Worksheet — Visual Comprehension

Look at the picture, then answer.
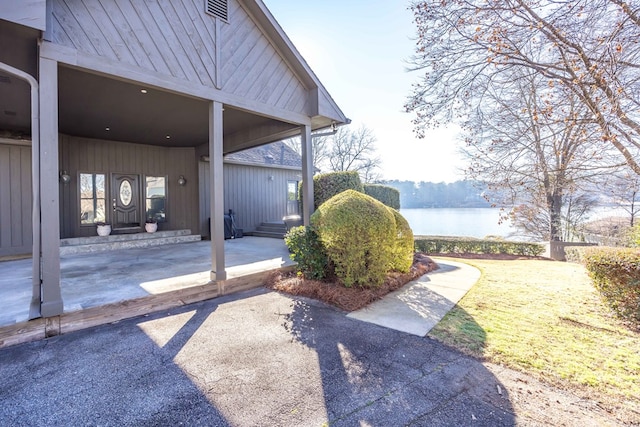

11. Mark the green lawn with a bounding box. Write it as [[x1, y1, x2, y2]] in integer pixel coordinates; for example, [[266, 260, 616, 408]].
[[429, 258, 640, 419]]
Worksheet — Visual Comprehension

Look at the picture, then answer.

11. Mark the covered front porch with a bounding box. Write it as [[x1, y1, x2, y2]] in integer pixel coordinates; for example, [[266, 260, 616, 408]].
[[0, 236, 294, 348]]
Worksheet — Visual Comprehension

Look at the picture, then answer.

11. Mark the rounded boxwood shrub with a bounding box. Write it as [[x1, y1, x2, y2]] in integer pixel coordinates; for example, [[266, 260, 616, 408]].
[[311, 190, 395, 288], [388, 208, 414, 272], [284, 226, 330, 280]]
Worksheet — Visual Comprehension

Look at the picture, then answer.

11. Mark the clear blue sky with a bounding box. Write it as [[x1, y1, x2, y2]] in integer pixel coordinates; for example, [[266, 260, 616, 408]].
[[263, 0, 463, 183]]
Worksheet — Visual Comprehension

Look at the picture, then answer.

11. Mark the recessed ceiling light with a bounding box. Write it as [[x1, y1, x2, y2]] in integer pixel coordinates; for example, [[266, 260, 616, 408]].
[[140, 89, 147, 94], [165, 135, 171, 139], [105, 127, 110, 131]]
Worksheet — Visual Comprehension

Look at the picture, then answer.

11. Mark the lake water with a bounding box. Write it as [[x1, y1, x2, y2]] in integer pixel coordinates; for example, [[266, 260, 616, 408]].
[[400, 206, 631, 240], [400, 208, 516, 239]]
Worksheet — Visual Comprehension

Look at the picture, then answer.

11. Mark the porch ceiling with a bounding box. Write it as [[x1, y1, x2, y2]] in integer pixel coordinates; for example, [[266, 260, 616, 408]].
[[0, 60, 303, 153], [57, 66, 299, 153]]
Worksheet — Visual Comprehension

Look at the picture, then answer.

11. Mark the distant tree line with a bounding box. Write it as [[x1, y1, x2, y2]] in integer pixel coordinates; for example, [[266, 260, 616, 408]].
[[383, 180, 490, 209]]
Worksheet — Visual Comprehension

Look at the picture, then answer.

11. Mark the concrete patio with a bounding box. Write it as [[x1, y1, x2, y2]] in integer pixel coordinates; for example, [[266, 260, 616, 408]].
[[0, 237, 294, 328]]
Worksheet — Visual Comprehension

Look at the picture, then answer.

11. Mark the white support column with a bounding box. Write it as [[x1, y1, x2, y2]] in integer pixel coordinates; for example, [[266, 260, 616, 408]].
[[209, 101, 226, 281], [300, 125, 313, 225], [38, 56, 63, 317]]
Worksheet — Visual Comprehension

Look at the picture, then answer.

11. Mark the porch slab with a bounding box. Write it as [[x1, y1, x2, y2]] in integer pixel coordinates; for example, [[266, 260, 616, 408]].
[[59, 230, 201, 255], [0, 237, 294, 329]]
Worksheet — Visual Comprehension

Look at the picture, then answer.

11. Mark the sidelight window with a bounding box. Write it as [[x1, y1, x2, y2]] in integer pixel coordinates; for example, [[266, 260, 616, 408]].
[[145, 176, 166, 223], [80, 173, 106, 225]]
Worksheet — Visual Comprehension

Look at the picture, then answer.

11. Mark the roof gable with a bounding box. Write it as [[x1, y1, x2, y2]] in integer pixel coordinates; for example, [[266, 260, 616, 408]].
[[46, 0, 347, 125], [224, 141, 301, 168]]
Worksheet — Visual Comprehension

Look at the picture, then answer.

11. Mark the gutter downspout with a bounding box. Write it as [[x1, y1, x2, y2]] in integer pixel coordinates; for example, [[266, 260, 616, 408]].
[[0, 62, 42, 319]]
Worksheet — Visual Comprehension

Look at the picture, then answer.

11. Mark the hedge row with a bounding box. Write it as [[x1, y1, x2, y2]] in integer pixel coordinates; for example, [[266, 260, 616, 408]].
[[312, 171, 363, 210], [414, 236, 544, 256], [299, 171, 402, 211], [364, 184, 400, 210], [582, 247, 640, 324]]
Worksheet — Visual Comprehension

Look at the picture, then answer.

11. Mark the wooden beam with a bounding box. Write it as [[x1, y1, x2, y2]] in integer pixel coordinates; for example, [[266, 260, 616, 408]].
[[38, 56, 63, 317], [300, 125, 313, 225], [39, 41, 313, 127], [209, 101, 226, 281], [223, 121, 299, 154]]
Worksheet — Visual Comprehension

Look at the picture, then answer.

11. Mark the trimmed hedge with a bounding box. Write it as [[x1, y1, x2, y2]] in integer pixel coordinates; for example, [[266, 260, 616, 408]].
[[414, 236, 544, 256], [364, 184, 401, 210], [284, 226, 330, 280], [312, 190, 395, 288], [582, 247, 640, 323], [309, 171, 364, 210]]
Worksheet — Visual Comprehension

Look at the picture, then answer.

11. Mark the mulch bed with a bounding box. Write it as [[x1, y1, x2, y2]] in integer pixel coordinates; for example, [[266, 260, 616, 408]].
[[265, 253, 438, 312], [266, 252, 552, 312]]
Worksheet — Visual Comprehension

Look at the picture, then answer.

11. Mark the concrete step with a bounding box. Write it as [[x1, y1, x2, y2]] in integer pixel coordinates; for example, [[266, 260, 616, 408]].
[[60, 230, 201, 256], [256, 222, 287, 234], [248, 231, 285, 239], [256, 225, 286, 233]]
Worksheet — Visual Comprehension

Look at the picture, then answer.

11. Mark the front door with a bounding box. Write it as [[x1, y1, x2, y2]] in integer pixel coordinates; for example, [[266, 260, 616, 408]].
[[111, 173, 141, 230]]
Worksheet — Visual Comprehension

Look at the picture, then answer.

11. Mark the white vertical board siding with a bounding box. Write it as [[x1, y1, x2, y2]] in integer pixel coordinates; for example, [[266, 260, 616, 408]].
[[0, 144, 32, 256], [199, 160, 301, 236], [50, 0, 218, 88], [224, 163, 301, 232]]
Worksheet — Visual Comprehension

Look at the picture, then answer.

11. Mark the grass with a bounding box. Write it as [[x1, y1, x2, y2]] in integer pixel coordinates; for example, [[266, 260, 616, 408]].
[[429, 258, 640, 420]]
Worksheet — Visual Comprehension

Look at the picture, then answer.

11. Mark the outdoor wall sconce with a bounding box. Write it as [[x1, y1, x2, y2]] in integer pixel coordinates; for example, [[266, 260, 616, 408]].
[[59, 171, 71, 184], [177, 175, 187, 186]]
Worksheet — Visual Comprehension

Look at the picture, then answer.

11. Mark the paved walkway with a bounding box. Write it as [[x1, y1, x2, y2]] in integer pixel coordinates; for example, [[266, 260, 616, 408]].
[[349, 259, 481, 336]]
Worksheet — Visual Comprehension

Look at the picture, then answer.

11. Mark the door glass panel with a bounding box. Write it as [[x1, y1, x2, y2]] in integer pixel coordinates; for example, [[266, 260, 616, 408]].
[[119, 180, 132, 206]]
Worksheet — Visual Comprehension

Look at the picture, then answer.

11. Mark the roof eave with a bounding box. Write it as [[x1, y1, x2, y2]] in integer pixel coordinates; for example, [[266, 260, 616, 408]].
[[239, 0, 349, 125]]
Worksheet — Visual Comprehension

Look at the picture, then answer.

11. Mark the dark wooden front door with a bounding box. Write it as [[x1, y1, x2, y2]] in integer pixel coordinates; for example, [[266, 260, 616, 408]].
[[111, 173, 141, 229]]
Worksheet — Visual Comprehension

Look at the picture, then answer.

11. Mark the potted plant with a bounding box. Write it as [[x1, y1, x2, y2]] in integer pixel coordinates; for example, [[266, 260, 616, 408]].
[[96, 222, 111, 236], [145, 218, 158, 233]]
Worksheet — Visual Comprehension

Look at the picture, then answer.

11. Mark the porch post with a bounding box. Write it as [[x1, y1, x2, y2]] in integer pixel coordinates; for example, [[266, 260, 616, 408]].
[[209, 101, 226, 281], [0, 61, 42, 319], [300, 124, 313, 225], [38, 56, 63, 317]]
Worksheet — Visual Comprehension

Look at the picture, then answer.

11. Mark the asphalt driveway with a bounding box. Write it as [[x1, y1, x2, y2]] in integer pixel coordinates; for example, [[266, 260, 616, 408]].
[[0, 288, 620, 426]]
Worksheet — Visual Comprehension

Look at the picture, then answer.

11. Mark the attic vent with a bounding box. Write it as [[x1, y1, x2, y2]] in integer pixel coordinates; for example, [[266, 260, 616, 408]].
[[205, 0, 228, 21]]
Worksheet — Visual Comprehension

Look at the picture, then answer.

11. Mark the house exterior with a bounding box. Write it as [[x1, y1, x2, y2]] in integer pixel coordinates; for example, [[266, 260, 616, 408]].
[[198, 141, 303, 237], [0, 0, 347, 321]]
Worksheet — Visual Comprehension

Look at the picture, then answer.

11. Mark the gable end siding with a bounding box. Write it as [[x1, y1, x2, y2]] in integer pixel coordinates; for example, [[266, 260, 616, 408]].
[[50, 0, 218, 88], [205, 0, 228, 21], [219, 0, 309, 115]]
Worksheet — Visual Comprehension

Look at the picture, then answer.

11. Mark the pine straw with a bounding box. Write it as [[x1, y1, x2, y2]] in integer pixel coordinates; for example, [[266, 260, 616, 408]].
[[264, 253, 438, 312]]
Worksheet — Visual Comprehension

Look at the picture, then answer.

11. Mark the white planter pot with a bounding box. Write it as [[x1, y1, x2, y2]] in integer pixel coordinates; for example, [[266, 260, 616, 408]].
[[97, 224, 111, 236], [145, 222, 158, 233]]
